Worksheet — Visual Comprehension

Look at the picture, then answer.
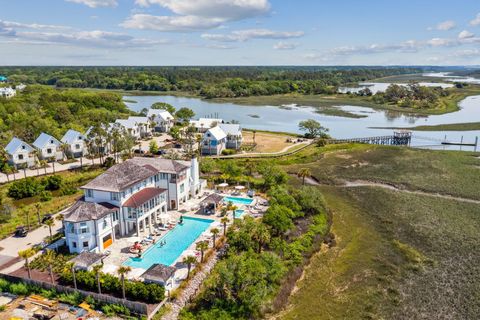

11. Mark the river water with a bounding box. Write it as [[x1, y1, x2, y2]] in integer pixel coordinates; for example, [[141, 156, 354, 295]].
[[123, 74, 480, 152]]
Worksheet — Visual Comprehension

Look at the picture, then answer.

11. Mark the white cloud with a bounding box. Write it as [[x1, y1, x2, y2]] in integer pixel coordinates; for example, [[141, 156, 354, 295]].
[[427, 37, 456, 47], [202, 29, 304, 42], [121, 14, 224, 32], [0, 19, 164, 48], [470, 13, 480, 26], [458, 30, 475, 39], [273, 41, 297, 50], [452, 49, 480, 58], [125, 0, 271, 32], [66, 0, 117, 8], [436, 20, 456, 31]]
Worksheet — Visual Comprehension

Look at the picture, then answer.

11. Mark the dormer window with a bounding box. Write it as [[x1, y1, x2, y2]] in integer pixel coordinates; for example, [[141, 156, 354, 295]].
[[21, 145, 25, 150], [50, 140, 54, 144]]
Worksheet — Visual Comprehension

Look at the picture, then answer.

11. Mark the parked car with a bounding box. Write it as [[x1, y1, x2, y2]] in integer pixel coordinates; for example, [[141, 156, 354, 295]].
[[42, 214, 53, 223], [155, 149, 167, 155], [14, 226, 28, 237], [174, 143, 182, 149], [133, 149, 145, 154]]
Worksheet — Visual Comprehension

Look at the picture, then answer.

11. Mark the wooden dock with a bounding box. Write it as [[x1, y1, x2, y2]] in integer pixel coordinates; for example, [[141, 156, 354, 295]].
[[327, 131, 412, 146]]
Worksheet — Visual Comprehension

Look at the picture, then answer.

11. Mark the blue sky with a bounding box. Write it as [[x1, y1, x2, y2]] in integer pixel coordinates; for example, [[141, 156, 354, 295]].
[[1, 0, 480, 65]]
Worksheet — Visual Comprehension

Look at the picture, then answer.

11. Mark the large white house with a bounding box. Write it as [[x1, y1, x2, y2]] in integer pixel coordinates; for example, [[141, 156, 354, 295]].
[[0, 87, 16, 99], [190, 118, 224, 133], [64, 157, 204, 254], [201, 124, 243, 155], [61, 129, 88, 158], [32, 133, 63, 161], [128, 116, 153, 138], [4, 137, 36, 168], [147, 109, 175, 132]]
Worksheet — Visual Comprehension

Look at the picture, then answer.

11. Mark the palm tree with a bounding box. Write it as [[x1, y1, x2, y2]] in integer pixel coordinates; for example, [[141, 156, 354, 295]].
[[64, 262, 77, 290], [21, 206, 31, 231], [196, 240, 209, 263], [39, 160, 48, 175], [117, 266, 132, 299], [182, 255, 197, 279], [226, 201, 238, 219], [252, 130, 256, 144], [32, 150, 40, 176], [3, 164, 13, 182], [55, 214, 64, 234], [220, 217, 229, 236], [34, 203, 41, 225], [60, 143, 69, 160], [210, 228, 220, 248], [18, 248, 35, 279], [44, 217, 54, 239], [44, 249, 56, 284], [253, 224, 271, 253], [92, 264, 103, 294], [19, 163, 27, 179], [297, 168, 312, 186]]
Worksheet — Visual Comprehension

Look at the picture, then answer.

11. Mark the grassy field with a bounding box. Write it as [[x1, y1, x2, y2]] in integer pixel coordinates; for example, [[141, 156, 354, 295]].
[[242, 131, 298, 153], [275, 144, 480, 319], [0, 167, 104, 239]]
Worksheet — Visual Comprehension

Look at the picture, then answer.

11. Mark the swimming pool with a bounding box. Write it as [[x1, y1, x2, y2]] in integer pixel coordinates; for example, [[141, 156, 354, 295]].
[[223, 196, 254, 205], [124, 216, 213, 269], [234, 209, 246, 218]]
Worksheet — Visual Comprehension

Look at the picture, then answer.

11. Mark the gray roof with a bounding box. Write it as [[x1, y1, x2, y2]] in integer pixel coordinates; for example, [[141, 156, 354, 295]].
[[5, 137, 34, 155], [82, 160, 158, 192], [33, 132, 61, 149], [61, 129, 85, 145], [142, 264, 176, 283], [129, 157, 190, 174], [219, 123, 242, 136], [69, 252, 104, 270], [64, 199, 118, 222]]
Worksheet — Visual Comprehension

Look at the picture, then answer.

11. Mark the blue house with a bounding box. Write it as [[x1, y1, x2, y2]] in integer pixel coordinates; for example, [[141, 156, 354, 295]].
[[0, 76, 7, 83]]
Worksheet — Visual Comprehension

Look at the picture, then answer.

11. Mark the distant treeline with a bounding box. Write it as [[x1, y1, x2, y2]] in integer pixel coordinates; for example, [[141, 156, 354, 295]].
[[0, 66, 423, 98]]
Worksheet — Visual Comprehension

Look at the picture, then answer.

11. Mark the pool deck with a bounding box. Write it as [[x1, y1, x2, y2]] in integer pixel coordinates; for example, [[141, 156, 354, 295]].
[[100, 190, 268, 291]]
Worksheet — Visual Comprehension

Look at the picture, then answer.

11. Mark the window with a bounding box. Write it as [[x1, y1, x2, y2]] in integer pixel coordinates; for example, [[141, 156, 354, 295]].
[[69, 224, 74, 234], [75, 144, 80, 150], [85, 189, 93, 198], [80, 222, 88, 234], [111, 192, 119, 201], [103, 219, 108, 229], [83, 241, 89, 248], [47, 148, 52, 154], [72, 242, 77, 248], [180, 183, 185, 193], [50, 140, 54, 144], [21, 145, 25, 150], [18, 154, 24, 160]]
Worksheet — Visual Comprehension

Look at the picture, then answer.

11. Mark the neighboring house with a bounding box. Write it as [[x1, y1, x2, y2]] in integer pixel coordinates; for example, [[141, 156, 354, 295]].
[[219, 123, 243, 150], [0, 87, 16, 98], [64, 157, 204, 254], [201, 126, 227, 155], [115, 119, 141, 140], [16, 84, 27, 91], [128, 116, 152, 138], [190, 118, 224, 133], [147, 109, 175, 132], [0, 76, 7, 83], [4, 137, 36, 168], [142, 264, 176, 287], [32, 132, 63, 161], [61, 129, 88, 158], [85, 124, 112, 155]]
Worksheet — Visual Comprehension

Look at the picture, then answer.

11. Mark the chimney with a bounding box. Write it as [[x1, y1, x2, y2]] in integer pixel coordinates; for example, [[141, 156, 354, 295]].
[[190, 157, 200, 189]]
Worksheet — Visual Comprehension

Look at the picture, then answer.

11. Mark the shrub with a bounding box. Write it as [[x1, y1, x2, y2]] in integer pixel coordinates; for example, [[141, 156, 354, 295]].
[[42, 175, 62, 191], [9, 282, 29, 296], [7, 178, 43, 200], [221, 149, 236, 156], [60, 183, 77, 196], [0, 278, 9, 291], [39, 190, 53, 202]]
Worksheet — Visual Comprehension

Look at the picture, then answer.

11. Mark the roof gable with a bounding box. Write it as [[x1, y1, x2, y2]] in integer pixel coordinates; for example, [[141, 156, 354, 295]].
[[33, 133, 61, 149], [219, 123, 242, 136], [206, 126, 227, 141], [61, 129, 84, 145], [5, 137, 34, 155]]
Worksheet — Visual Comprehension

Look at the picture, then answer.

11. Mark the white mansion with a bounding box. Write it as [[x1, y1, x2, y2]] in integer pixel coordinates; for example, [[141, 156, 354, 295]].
[[63, 157, 204, 254]]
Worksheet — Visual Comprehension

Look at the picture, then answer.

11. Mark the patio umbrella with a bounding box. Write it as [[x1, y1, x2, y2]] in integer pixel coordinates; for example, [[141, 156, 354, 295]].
[[235, 185, 245, 190], [218, 183, 229, 188]]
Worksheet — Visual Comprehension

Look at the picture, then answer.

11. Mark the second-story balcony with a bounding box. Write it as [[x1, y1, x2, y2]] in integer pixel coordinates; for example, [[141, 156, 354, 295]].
[[123, 187, 167, 220]]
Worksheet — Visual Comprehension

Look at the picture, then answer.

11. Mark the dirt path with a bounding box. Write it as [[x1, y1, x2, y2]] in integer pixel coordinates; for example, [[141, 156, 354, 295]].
[[212, 141, 312, 159]]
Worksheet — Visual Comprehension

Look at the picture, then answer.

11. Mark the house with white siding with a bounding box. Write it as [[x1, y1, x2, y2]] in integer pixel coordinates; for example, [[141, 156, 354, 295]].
[[115, 119, 141, 140], [219, 123, 243, 150], [201, 126, 227, 155], [61, 129, 88, 158], [32, 133, 64, 161], [64, 157, 204, 254], [147, 109, 175, 132], [190, 118, 224, 133], [0, 87, 16, 99], [4, 137, 36, 168], [128, 116, 152, 138]]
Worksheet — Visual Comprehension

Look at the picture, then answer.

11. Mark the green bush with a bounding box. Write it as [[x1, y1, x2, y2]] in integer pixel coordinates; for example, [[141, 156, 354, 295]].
[[9, 282, 29, 296], [221, 149, 236, 156], [42, 175, 62, 191], [39, 190, 53, 202], [7, 178, 43, 200], [0, 278, 9, 291]]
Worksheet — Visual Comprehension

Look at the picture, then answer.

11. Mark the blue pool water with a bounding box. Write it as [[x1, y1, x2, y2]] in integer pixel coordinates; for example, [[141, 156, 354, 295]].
[[224, 196, 254, 205], [124, 217, 213, 269], [234, 210, 246, 218]]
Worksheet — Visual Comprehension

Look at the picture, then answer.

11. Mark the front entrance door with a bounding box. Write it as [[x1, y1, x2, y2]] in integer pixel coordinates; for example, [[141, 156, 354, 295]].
[[170, 200, 176, 209]]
